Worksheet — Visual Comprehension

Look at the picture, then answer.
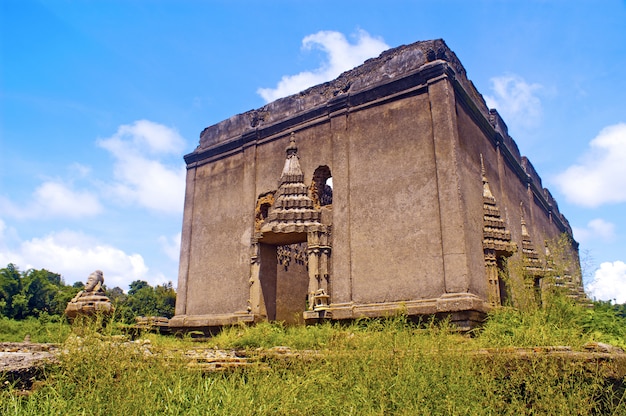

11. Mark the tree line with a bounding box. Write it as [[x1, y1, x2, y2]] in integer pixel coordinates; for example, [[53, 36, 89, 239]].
[[0, 263, 176, 323]]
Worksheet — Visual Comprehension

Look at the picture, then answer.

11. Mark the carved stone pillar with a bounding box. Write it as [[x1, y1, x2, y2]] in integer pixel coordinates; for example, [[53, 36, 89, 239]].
[[248, 241, 261, 316], [307, 244, 320, 310]]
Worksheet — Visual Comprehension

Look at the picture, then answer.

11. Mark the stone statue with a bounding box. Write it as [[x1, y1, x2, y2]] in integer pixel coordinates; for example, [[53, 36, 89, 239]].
[[70, 270, 105, 300], [65, 270, 114, 322]]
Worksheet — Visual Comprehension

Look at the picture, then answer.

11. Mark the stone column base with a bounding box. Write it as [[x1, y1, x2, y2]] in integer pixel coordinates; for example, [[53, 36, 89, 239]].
[[169, 313, 255, 335], [306, 293, 490, 330]]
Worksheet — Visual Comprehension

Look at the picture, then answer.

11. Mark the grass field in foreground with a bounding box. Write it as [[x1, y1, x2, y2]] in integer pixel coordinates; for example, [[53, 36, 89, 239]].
[[1, 296, 626, 415]]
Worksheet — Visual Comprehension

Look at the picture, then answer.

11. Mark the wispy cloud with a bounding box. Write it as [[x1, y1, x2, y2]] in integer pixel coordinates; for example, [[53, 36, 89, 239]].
[[0, 119, 187, 220], [0, 229, 168, 289], [553, 123, 626, 207], [158, 232, 181, 262], [586, 261, 626, 303], [572, 218, 616, 243], [257, 30, 389, 103], [484, 74, 543, 130], [98, 120, 186, 215], [0, 180, 103, 220]]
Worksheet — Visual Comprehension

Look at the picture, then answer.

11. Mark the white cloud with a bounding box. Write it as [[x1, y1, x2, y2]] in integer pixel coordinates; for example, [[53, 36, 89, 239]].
[[158, 232, 181, 262], [108, 119, 186, 155], [0, 218, 6, 251], [98, 120, 186, 214], [0, 229, 169, 290], [484, 74, 543, 130], [68, 163, 92, 178], [0, 119, 186, 220], [257, 29, 389, 103], [572, 218, 616, 243], [586, 261, 626, 304], [553, 123, 626, 207], [34, 182, 102, 217], [0, 180, 102, 219]]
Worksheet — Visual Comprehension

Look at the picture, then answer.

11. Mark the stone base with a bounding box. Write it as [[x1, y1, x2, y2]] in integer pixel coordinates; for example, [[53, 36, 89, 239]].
[[322, 293, 489, 318], [306, 293, 490, 330], [64, 294, 114, 322], [171, 293, 490, 333], [169, 312, 255, 335]]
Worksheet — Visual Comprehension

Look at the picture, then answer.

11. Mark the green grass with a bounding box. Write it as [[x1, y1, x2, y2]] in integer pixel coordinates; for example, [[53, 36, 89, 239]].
[[0, 315, 71, 343], [1, 298, 626, 415]]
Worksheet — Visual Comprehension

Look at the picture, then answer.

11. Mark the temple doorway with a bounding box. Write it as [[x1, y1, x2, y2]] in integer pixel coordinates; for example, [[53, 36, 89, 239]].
[[258, 241, 309, 324]]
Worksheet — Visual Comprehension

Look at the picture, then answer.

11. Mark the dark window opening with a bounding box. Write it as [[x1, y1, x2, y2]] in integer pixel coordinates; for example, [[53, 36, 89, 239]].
[[312, 166, 332, 207], [496, 256, 510, 306], [260, 203, 271, 221]]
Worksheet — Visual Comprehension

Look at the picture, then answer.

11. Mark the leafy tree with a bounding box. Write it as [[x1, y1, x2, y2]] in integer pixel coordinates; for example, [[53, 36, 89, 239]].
[[0, 263, 21, 317], [22, 269, 62, 316], [128, 280, 149, 295], [154, 281, 176, 317], [0, 264, 177, 322], [106, 286, 126, 303], [10, 293, 29, 320], [112, 281, 177, 323]]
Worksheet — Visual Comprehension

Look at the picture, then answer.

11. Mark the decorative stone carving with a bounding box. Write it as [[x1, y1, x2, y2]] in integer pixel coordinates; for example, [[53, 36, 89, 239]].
[[311, 289, 330, 311], [518, 203, 546, 305], [64, 270, 115, 321], [277, 243, 308, 270], [254, 192, 275, 233], [309, 165, 333, 209], [250, 134, 332, 322], [481, 155, 516, 306], [259, 133, 323, 235], [520, 203, 544, 277]]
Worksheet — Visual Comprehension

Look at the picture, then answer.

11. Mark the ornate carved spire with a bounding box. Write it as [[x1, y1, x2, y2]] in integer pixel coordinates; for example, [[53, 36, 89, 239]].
[[482, 154, 514, 254], [280, 132, 304, 183], [260, 133, 322, 235], [482, 154, 516, 306], [520, 202, 543, 276]]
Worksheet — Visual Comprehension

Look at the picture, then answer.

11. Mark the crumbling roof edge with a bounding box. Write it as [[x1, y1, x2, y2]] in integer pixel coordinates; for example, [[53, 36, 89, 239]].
[[195, 39, 489, 150]]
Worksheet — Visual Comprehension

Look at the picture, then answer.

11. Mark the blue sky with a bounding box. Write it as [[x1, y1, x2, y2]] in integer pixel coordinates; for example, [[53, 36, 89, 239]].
[[1, 0, 625, 302]]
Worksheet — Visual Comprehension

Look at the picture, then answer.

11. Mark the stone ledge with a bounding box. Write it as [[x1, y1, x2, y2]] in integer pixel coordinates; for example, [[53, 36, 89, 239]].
[[304, 294, 490, 330], [169, 313, 255, 332]]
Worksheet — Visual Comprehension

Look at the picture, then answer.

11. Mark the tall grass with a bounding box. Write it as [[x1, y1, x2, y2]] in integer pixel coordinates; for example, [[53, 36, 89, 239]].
[[2, 304, 625, 415]]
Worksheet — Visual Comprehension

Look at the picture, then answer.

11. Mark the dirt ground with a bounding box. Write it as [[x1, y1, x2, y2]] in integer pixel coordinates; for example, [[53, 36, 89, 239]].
[[1, 342, 59, 390]]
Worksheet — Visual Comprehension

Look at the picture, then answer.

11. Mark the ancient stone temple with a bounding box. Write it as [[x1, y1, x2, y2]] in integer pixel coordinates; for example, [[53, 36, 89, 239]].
[[170, 39, 584, 332]]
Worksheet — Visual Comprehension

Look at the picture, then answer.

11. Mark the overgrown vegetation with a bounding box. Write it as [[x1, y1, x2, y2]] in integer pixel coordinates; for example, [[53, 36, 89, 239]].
[[106, 280, 176, 324], [2, 254, 625, 414], [0, 264, 76, 319], [0, 264, 176, 324], [1, 293, 626, 415]]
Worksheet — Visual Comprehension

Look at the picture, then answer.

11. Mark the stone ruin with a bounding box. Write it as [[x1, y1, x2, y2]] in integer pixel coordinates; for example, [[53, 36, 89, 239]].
[[170, 39, 585, 333], [65, 270, 114, 322]]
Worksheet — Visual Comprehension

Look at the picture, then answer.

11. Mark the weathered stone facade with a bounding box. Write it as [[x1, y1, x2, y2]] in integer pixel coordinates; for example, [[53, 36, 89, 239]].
[[170, 39, 583, 332]]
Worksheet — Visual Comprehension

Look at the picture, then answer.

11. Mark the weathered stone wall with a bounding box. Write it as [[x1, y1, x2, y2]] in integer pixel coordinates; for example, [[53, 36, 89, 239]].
[[181, 153, 251, 317], [346, 94, 444, 304]]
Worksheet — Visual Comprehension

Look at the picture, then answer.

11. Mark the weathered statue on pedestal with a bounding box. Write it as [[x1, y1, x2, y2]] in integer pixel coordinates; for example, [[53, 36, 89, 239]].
[[65, 270, 115, 322]]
